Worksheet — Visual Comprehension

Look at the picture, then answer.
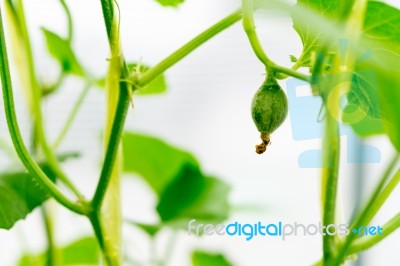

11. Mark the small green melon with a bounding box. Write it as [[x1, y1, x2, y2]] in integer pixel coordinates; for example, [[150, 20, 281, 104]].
[[251, 77, 288, 153]]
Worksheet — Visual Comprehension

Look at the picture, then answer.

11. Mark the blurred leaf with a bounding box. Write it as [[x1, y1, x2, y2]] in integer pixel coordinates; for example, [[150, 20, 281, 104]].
[[292, 1, 400, 149], [122, 132, 197, 194], [42, 28, 84, 76], [126, 219, 190, 237], [0, 138, 15, 157], [192, 251, 233, 266], [0, 153, 79, 229], [61, 237, 99, 265], [292, 0, 339, 67], [155, 0, 184, 7], [128, 222, 162, 237], [343, 104, 383, 137], [0, 165, 56, 229], [289, 55, 298, 63], [18, 237, 99, 266], [159, 176, 230, 223], [122, 132, 230, 224], [347, 70, 381, 119], [355, 1, 400, 149], [96, 63, 167, 95], [156, 163, 206, 221], [95, 77, 106, 88]]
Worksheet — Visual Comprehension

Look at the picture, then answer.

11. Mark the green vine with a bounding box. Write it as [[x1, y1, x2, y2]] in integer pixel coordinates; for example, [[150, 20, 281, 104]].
[[321, 110, 340, 264], [0, 4, 87, 215]]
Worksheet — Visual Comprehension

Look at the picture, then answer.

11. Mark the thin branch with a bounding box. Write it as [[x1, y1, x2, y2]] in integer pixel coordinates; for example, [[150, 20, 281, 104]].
[[53, 81, 92, 150], [348, 212, 400, 255], [59, 0, 73, 42], [334, 156, 399, 265], [138, 10, 242, 87], [0, 5, 86, 215], [242, 0, 273, 69]]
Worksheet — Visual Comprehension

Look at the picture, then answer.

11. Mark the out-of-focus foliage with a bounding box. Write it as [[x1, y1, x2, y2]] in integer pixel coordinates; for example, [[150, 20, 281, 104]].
[[192, 250, 233, 266], [0, 153, 78, 229], [42, 28, 84, 76], [18, 237, 99, 266], [122, 132, 230, 227], [291, 0, 400, 151], [0, 165, 55, 229], [155, 0, 185, 8]]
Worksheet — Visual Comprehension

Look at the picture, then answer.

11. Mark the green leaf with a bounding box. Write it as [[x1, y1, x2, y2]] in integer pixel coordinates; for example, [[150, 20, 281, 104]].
[[292, 0, 340, 67], [192, 251, 233, 266], [340, 68, 383, 137], [156, 163, 205, 221], [42, 28, 84, 76], [356, 1, 400, 149], [18, 237, 99, 266], [347, 70, 381, 119], [61, 237, 99, 265], [0, 153, 79, 229], [343, 104, 384, 137], [122, 132, 230, 224], [122, 132, 197, 194], [159, 176, 230, 223], [155, 0, 184, 7], [0, 165, 56, 229], [292, 1, 400, 149], [127, 221, 162, 237]]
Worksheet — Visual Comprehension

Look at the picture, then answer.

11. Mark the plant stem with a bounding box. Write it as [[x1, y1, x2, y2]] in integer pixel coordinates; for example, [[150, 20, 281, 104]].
[[361, 169, 400, 226], [348, 212, 400, 255], [138, 7, 309, 86], [41, 205, 59, 266], [0, 4, 86, 215], [242, 0, 273, 70], [271, 65, 310, 82], [5, 0, 84, 202], [333, 155, 399, 265], [92, 0, 130, 212], [53, 81, 92, 150], [89, 212, 117, 266], [241, 1, 311, 82], [138, 10, 242, 87], [59, 0, 73, 42], [351, 155, 400, 225], [91, 1, 131, 265], [91, 82, 129, 211], [321, 110, 340, 264]]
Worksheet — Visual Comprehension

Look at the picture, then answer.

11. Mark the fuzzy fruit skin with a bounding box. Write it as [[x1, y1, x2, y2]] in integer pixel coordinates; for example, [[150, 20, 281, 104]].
[[251, 79, 288, 134]]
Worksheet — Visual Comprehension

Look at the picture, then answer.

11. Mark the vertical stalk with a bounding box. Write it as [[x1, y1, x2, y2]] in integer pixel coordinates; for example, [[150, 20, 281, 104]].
[[91, 1, 131, 265], [321, 109, 340, 264], [101, 17, 123, 265], [41, 204, 60, 266]]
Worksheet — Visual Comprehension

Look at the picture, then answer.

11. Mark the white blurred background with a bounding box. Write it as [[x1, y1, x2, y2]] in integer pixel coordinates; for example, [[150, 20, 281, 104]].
[[0, 0, 399, 265]]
